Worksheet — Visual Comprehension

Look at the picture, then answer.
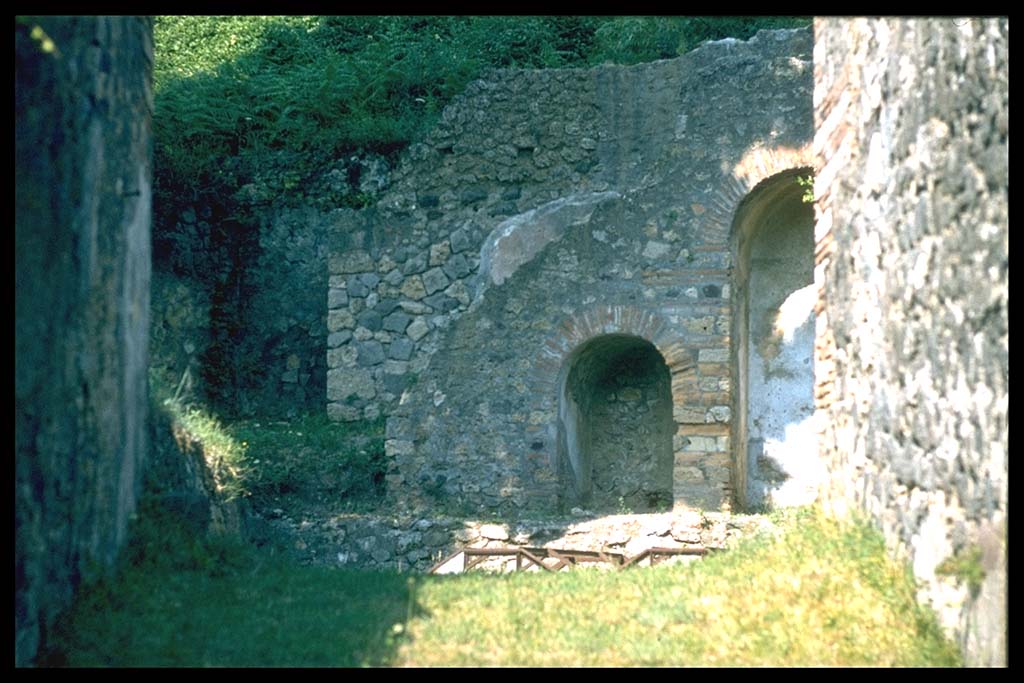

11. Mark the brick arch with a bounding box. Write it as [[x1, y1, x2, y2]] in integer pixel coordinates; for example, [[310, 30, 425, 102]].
[[700, 144, 816, 244], [554, 333, 675, 512], [529, 305, 731, 512], [727, 164, 821, 511], [530, 305, 693, 398]]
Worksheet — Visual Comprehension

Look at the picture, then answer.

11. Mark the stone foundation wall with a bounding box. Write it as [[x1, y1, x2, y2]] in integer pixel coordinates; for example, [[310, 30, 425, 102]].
[[813, 17, 1008, 666], [266, 510, 749, 573]]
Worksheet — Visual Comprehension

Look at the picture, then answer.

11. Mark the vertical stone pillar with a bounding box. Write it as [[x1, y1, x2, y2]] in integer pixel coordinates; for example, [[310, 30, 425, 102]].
[[813, 18, 1007, 666], [15, 16, 152, 666]]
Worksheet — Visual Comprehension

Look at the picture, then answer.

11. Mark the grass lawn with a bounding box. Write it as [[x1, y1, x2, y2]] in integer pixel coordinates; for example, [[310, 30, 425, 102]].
[[41, 506, 960, 667]]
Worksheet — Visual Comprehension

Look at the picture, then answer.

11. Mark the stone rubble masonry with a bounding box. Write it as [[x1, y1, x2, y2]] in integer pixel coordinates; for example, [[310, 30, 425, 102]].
[[813, 18, 1007, 667], [266, 510, 756, 574], [154, 200, 336, 418], [324, 20, 1008, 665], [15, 17, 153, 666], [328, 28, 816, 517]]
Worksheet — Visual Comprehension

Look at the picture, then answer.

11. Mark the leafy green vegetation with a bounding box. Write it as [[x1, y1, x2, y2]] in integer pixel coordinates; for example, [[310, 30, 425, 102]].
[[153, 16, 810, 210], [797, 173, 815, 203], [149, 367, 253, 502], [936, 545, 986, 597], [42, 506, 960, 667], [229, 414, 385, 510], [149, 368, 386, 510]]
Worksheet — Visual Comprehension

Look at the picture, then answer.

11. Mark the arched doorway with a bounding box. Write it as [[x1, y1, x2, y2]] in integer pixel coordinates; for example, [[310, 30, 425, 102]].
[[556, 334, 674, 513], [732, 169, 821, 509]]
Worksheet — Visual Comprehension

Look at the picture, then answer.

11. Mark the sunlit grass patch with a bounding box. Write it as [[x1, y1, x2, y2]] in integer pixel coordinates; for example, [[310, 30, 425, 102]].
[[146, 373, 253, 505], [395, 507, 961, 667], [150, 363, 385, 508]]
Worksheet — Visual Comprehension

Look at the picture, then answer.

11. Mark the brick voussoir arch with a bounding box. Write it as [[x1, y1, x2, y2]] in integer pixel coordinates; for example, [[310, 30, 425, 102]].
[[531, 305, 685, 399], [702, 144, 817, 243], [539, 304, 682, 511]]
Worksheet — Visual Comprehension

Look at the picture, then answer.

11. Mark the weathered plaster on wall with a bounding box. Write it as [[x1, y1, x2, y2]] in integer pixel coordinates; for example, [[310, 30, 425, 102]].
[[731, 174, 819, 508]]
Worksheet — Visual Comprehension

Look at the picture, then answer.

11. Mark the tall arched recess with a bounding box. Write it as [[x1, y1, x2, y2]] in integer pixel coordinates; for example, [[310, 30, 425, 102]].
[[731, 169, 823, 510], [556, 334, 674, 513]]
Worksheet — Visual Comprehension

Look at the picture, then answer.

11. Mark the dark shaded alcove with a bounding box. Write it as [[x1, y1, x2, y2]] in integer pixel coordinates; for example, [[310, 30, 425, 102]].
[[557, 334, 674, 513]]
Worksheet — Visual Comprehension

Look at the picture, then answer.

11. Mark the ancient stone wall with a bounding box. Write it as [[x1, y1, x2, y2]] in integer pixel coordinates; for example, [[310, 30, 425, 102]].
[[813, 17, 1008, 666], [15, 17, 153, 666], [152, 202, 333, 418], [328, 29, 818, 516], [266, 509, 750, 573]]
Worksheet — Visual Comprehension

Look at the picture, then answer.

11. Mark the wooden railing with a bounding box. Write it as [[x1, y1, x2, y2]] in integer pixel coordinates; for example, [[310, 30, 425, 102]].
[[429, 545, 716, 574]]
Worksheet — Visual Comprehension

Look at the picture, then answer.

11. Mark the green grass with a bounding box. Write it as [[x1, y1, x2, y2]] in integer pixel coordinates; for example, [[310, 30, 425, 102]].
[[228, 413, 385, 508], [936, 545, 986, 598], [156, 395, 252, 501], [42, 506, 961, 667], [398, 507, 961, 666], [41, 528, 412, 667], [149, 367, 385, 509]]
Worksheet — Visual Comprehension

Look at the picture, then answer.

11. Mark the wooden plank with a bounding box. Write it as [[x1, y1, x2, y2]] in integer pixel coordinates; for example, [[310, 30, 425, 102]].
[[427, 550, 465, 575], [519, 548, 555, 573], [431, 544, 709, 574], [464, 555, 488, 572], [650, 546, 708, 556], [621, 549, 651, 569], [464, 548, 524, 557], [547, 549, 573, 571]]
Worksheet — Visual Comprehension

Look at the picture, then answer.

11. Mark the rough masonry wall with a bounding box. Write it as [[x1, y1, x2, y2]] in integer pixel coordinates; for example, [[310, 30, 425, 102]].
[[328, 28, 817, 516], [813, 18, 1008, 666], [573, 338, 675, 512], [152, 202, 332, 418], [15, 17, 153, 666]]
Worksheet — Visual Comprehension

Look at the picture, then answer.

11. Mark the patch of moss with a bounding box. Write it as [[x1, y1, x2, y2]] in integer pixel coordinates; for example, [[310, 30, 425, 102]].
[[936, 546, 986, 597]]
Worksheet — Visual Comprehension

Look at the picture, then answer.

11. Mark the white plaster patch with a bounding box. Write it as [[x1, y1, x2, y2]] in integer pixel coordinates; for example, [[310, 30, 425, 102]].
[[773, 284, 817, 344], [912, 497, 952, 582], [864, 132, 889, 193], [479, 191, 620, 288]]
